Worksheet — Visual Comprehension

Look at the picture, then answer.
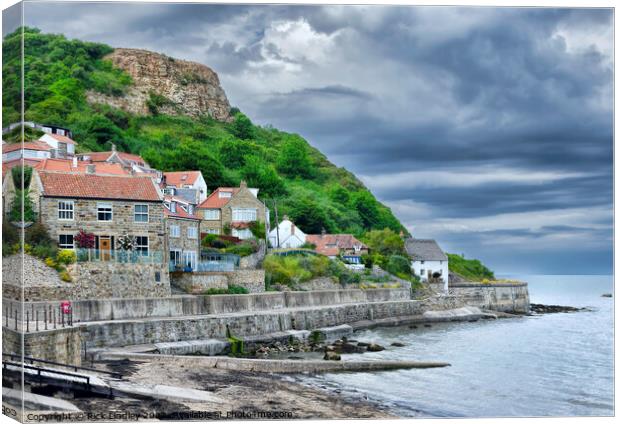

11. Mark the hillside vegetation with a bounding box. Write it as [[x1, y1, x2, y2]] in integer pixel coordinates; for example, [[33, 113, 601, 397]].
[[3, 27, 406, 236], [447, 253, 495, 281]]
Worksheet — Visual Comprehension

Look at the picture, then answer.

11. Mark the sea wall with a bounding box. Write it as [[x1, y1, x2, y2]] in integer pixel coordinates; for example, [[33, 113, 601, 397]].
[[3, 327, 83, 366], [172, 269, 265, 294], [3, 288, 412, 324], [449, 282, 530, 313]]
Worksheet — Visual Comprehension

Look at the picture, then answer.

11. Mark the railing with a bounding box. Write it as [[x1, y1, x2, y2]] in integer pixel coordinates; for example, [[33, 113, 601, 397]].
[[76, 248, 163, 264], [169, 260, 235, 273]]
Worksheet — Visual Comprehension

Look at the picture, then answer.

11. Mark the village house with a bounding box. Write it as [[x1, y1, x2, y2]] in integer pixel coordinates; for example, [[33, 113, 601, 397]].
[[31, 168, 165, 262], [268, 216, 307, 248], [164, 195, 201, 270], [76, 145, 155, 175], [405, 238, 449, 292], [197, 181, 268, 240], [162, 171, 208, 204], [306, 233, 369, 264]]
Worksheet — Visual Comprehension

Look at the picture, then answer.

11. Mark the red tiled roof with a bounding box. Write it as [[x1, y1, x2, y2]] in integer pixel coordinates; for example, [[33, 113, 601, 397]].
[[163, 195, 200, 220], [45, 133, 76, 145], [38, 171, 161, 201], [163, 171, 201, 187], [2, 141, 52, 153], [2, 159, 40, 178], [35, 159, 130, 175], [306, 234, 368, 256], [116, 152, 146, 165], [197, 187, 239, 209]]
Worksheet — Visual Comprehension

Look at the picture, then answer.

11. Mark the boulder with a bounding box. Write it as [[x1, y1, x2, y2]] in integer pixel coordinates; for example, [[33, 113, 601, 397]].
[[367, 343, 385, 352], [391, 342, 406, 347], [324, 351, 341, 361], [602, 293, 612, 298]]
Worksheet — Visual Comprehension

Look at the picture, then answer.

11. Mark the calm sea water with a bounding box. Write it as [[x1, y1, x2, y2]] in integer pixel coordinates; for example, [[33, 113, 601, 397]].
[[298, 275, 614, 418]]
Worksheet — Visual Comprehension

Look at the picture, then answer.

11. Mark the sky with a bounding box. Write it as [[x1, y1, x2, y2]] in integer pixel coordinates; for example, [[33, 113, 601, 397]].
[[3, 2, 614, 274]]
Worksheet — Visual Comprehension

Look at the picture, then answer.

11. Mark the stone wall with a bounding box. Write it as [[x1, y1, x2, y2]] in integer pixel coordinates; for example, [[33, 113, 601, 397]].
[[239, 240, 266, 269], [68, 262, 171, 299], [2, 254, 74, 302], [166, 216, 201, 264], [3, 327, 83, 366], [172, 269, 265, 294], [449, 282, 530, 313], [295, 276, 341, 291]]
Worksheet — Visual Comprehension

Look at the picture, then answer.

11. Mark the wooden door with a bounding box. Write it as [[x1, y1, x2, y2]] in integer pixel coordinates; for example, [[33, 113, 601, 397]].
[[99, 237, 111, 261]]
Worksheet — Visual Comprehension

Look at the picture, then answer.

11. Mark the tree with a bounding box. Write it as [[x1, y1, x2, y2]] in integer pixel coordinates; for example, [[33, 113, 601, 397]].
[[352, 191, 381, 229], [219, 139, 247, 169], [241, 155, 286, 198], [12, 166, 33, 190], [9, 190, 36, 223], [363, 228, 406, 257], [276, 138, 314, 179], [329, 185, 350, 205], [286, 196, 333, 234], [231, 112, 255, 140]]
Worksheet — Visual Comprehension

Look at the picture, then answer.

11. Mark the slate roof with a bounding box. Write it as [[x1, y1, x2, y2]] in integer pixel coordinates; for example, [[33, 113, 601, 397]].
[[38, 171, 161, 202], [405, 238, 448, 261], [164, 195, 200, 220]]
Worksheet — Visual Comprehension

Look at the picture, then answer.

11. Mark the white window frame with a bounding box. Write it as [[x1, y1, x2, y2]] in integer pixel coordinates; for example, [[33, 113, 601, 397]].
[[232, 228, 253, 239], [187, 226, 198, 239], [170, 224, 181, 238], [135, 236, 149, 256], [218, 191, 232, 198], [170, 249, 182, 265], [232, 208, 257, 222], [97, 202, 113, 221], [204, 209, 220, 220], [58, 201, 74, 221], [134, 204, 149, 223], [58, 234, 74, 249], [205, 228, 220, 235], [183, 251, 197, 268]]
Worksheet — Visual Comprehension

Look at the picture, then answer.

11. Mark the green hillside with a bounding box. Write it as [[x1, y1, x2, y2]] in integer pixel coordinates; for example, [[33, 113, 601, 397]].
[[3, 27, 407, 236], [447, 253, 495, 281]]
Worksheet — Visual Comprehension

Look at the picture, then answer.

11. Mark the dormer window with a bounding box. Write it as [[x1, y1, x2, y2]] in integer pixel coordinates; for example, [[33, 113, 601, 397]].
[[170, 202, 177, 213], [219, 191, 232, 198]]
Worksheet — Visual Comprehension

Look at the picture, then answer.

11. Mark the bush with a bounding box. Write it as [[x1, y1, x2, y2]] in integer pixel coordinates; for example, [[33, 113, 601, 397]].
[[225, 242, 256, 257], [59, 271, 72, 282], [2, 220, 19, 246], [25, 222, 53, 246], [57, 249, 77, 265], [75, 229, 95, 249], [227, 285, 249, 294], [203, 288, 229, 295], [385, 255, 411, 276], [32, 244, 58, 261], [9, 189, 36, 222], [201, 234, 218, 248], [248, 221, 266, 240], [45, 257, 57, 268], [11, 165, 33, 189]]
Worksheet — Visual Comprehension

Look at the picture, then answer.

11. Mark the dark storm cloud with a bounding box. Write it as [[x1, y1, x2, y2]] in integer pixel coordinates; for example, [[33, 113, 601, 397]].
[[14, 3, 613, 273]]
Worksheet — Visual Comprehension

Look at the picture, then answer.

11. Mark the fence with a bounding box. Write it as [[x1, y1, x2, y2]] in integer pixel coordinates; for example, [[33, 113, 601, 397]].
[[2, 304, 74, 332], [76, 248, 163, 264], [169, 251, 240, 273]]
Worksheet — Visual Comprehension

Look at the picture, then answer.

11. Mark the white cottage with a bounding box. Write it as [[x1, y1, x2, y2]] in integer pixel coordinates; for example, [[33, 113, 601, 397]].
[[268, 217, 307, 248], [405, 238, 449, 293]]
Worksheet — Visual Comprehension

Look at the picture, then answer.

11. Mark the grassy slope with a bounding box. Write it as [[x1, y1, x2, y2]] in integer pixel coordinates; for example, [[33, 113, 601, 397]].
[[447, 253, 495, 281], [3, 27, 407, 236]]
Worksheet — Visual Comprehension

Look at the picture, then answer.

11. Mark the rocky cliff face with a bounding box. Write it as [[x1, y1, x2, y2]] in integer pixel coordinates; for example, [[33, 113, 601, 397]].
[[86, 48, 232, 121]]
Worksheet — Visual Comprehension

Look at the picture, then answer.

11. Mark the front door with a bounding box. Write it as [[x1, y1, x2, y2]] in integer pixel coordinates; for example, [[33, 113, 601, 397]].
[[99, 237, 111, 261]]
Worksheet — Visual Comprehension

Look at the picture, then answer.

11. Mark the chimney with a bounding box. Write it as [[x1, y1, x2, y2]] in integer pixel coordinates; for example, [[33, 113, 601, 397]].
[[111, 143, 116, 152], [72, 156, 78, 168], [240, 180, 247, 189], [321, 227, 326, 237], [86, 164, 96, 174]]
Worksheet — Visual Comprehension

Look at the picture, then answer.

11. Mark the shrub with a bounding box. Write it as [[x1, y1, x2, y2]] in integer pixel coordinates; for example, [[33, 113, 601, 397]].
[[227, 285, 249, 294], [25, 222, 53, 246], [9, 189, 36, 222], [57, 249, 77, 265], [11, 165, 33, 189], [385, 255, 411, 276], [248, 221, 266, 240], [225, 242, 256, 257], [75, 229, 95, 249], [201, 234, 218, 248], [203, 288, 229, 295], [59, 271, 72, 282], [45, 257, 57, 268], [2, 220, 19, 245], [32, 244, 58, 261]]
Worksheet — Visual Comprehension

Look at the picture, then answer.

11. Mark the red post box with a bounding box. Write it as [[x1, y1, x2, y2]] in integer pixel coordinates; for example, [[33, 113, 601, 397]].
[[61, 301, 72, 315]]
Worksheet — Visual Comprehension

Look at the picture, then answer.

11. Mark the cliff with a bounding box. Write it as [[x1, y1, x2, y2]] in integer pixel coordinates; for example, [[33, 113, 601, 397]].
[[86, 48, 232, 121]]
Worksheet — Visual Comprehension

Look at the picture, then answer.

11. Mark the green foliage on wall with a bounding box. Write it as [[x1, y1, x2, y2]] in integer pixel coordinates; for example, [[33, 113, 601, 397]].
[[447, 253, 495, 281]]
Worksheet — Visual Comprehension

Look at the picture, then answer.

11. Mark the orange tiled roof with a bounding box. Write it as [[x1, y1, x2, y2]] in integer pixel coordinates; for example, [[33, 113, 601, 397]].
[[79, 151, 147, 166], [116, 151, 146, 165], [45, 133, 76, 145], [2, 141, 52, 153], [306, 234, 368, 256], [38, 171, 161, 202], [163, 171, 201, 187], [35, 159, 131, 175], [197, 187, 239, 209]]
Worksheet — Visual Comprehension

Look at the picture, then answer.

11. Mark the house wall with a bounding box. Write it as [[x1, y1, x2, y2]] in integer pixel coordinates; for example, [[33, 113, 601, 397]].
[[165, 216, 201, 266], [223, 187, 266, 228], [195, 174, 208, 203], [411, 259, 449, 292], [268, 220, 307, 248], [38, 197, 165, 253]]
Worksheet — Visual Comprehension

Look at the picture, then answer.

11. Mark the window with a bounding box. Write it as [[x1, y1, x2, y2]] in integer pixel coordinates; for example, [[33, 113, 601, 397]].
[[183, 251, 197, 269], [134, 204, 149, 222], [187, 226, 198, 239], [170, 225, 180, 238], [232, 208, 257, 222], [58, 201, 74, 220], [135, 236, 148, 255], [420, 269, 425, 276], [59, 234, 74, 249], [97, 203, 113, 221], [205, 228, 220, 235], [164, 187, 175, 196], [219, 191, 232, 198], [204, 209, 220, 220], [170, 249, 182, 265], [421, 260, 425, 264]]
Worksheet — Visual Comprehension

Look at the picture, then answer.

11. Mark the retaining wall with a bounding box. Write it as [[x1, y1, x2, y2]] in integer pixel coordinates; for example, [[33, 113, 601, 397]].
[[171, 269, 265, 294], [449, 282, 530, 313]]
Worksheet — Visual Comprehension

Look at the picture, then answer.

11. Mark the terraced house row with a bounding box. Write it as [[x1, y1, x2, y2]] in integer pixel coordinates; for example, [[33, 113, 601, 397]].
[[2, 123, 269, 275]]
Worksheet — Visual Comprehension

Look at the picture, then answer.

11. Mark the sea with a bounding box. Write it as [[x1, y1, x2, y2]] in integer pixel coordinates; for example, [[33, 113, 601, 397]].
[[297, 275, 614, 418]]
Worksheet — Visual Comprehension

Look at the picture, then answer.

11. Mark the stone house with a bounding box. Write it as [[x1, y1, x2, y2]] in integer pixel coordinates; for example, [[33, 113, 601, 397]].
[[162, 170, 208, 204], [405, 238, 449, 293], [197, 181, 268, 240], [164, 195, 201, 270], [305, 233, 369, 262], [268, 216, 307, 248], [32, 169, 165, 261]]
